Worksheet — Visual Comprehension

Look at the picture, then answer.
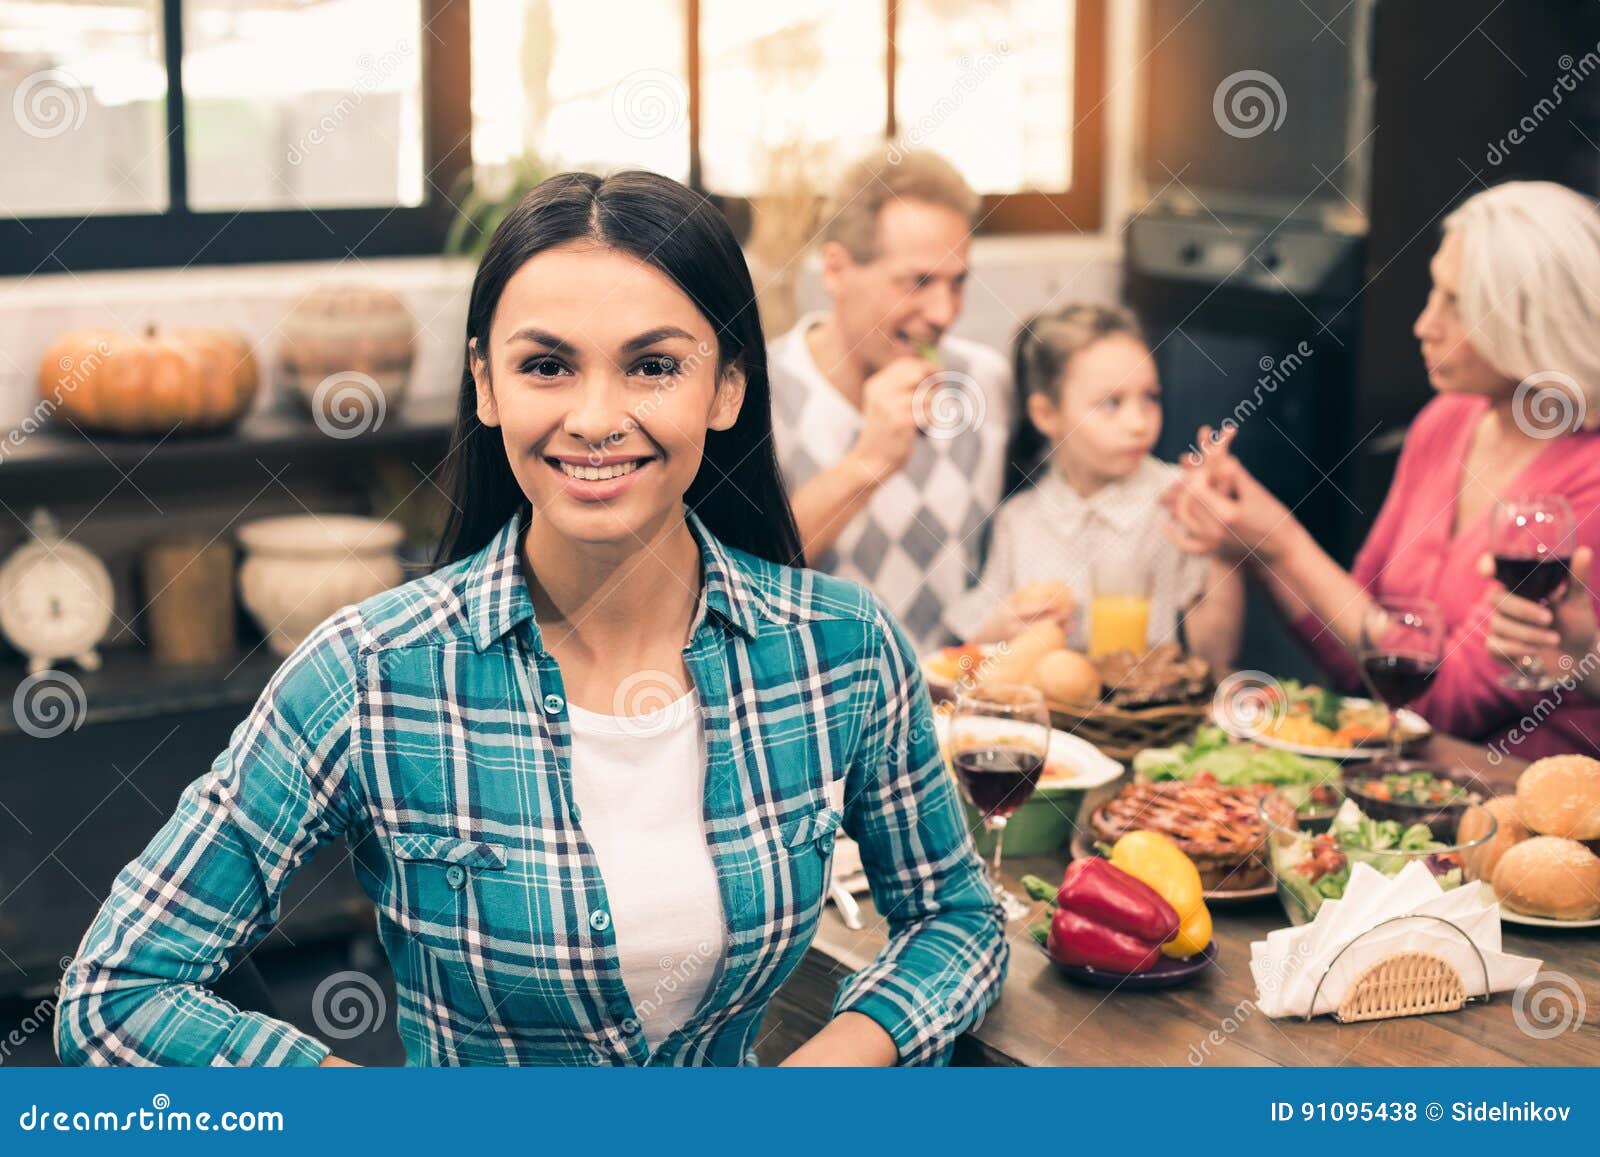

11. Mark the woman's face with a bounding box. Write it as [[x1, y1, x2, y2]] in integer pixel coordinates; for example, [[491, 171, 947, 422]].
[[471, 241, 745, 548], [1029, 333, 1162, 488], [1413, 229, 1515, 400]]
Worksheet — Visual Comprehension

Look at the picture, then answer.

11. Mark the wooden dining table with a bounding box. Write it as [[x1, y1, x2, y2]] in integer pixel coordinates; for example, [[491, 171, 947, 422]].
[[778, 735, 1600, 1066]]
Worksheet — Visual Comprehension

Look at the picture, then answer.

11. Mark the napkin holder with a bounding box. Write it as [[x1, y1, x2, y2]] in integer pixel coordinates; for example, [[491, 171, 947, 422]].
[[1302, 914, 1492, 1023]]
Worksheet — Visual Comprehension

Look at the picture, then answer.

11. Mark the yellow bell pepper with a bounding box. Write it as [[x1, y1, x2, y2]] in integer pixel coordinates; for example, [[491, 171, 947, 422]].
[[1163, 902, 1212, 959], [1109, 830, 1212, 958]]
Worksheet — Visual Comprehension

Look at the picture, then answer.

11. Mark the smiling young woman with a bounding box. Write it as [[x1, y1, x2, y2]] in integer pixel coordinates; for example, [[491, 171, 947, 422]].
[[55, 170, 1008, 1068]]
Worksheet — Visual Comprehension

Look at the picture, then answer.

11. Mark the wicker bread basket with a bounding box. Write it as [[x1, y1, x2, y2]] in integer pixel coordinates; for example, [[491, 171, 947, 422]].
[[1045, 696, 1211, 764]]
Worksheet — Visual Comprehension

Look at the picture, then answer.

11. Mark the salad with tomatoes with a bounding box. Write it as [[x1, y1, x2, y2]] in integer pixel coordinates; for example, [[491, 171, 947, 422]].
[[1269, 799, 1465, 923]]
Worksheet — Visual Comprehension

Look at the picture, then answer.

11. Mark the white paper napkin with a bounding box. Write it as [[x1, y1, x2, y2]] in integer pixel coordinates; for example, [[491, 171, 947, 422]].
[[1252, 865, 1543, 1019]]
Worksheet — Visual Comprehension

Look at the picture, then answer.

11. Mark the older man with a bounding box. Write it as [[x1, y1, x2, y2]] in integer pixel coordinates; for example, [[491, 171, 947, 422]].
[[769, 149, 1010, 651]]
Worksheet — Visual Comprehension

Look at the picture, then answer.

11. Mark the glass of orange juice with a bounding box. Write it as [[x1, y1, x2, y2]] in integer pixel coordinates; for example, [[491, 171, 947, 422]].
[[1088, 555, 1153, 657]]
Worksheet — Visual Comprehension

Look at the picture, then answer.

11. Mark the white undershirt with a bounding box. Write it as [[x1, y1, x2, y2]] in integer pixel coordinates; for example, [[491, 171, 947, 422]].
[[566, 689, 726, 1052]]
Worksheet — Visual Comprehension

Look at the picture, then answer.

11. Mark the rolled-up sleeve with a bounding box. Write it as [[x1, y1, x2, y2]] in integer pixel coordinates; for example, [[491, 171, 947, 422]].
[[56, 609, 364, 1067], [831, 598, 1009, 1065]]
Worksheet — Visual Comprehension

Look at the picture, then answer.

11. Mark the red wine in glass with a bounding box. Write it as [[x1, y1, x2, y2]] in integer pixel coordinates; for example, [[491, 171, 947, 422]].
[[1493, 553, 1572, 604], [1360, 652, 1439, 709], [1359, 596, 1443, 769], [954, 747, 1044, 818], [1490, 496, 1577, 691], [952, 682, 1051, 921]]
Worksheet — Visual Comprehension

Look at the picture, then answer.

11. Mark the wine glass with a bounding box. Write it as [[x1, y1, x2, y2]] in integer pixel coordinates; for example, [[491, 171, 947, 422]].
[[1358, 595, 1443, 770], [951, 682, 1051, 921], [1490, 496, 1576, 691]]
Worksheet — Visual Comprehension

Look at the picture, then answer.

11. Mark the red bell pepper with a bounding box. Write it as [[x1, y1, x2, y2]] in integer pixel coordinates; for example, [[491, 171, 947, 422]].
[[1044, 857, 1180, 974]]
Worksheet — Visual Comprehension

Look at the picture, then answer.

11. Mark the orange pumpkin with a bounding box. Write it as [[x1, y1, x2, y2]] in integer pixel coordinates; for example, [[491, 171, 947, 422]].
[[38, 325, 260, 436]]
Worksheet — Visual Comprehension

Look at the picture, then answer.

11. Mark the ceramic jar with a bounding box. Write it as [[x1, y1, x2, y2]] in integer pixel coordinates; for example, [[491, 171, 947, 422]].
[[238, 515, 404, 655]]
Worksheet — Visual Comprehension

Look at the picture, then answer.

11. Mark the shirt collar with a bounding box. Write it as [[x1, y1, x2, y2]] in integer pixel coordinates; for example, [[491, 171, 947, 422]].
[[1035, 458, 1167, 534], [465, 504, 759, 653]]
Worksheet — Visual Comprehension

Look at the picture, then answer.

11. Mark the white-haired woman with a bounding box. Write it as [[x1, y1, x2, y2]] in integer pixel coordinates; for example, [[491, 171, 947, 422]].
[[1165, 181, 1600, 759]]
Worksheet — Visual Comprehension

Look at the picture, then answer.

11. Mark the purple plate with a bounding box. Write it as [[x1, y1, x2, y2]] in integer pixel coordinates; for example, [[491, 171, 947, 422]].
[[1036, 939, 1217, 989]]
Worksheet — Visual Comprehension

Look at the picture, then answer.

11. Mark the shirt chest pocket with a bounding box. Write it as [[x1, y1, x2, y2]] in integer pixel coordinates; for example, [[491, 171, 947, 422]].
[[388, 833, 513, 1030], [388, 832, 598, 1040], [764, 804, 843, 926]]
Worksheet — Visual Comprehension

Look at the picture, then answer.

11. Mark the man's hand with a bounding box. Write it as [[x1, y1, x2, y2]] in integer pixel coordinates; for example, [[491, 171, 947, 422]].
[[844, 355, 938, 484]]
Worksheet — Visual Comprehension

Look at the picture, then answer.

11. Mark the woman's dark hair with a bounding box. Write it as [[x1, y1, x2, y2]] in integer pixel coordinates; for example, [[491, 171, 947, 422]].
[[1003, 303, 1145, 496], [432, 170, 803, 569]]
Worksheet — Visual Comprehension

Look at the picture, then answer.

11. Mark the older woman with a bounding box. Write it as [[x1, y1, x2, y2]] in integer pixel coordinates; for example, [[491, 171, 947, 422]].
[[1167, 181, 1600, 760]]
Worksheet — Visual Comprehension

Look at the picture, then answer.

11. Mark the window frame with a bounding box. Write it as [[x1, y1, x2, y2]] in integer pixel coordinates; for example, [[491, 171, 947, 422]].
[[0, 0, 1103, 275], [889, 0, 1106, 234], [701, 0, 1107, 236]]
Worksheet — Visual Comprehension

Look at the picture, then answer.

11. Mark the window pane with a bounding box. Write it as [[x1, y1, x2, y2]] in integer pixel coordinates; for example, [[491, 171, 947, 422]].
[[183, 0, 425, 212], [896, 0, 1073, 194], [0, 0, 168, 218], [699, 0, 886, 197], [471, 0, 688, 183]]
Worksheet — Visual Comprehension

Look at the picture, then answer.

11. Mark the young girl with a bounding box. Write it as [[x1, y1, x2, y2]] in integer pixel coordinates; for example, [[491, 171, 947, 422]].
[[57, 171, 1005, 1068], [946, 304, 1243, 671]]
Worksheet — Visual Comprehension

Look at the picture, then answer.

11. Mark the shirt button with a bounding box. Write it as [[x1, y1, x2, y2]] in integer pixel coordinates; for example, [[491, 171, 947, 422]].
[[445, 864, 467, 890], [608, 998, 631, 1019], [542, 692, 565, 714], [589, 908, 612, 932]]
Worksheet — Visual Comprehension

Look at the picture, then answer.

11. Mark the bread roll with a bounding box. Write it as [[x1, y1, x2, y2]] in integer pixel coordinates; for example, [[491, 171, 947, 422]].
[[1010, 580, 1075, 620], [982, 621, 1067, 686], [1461, 795, 1530, 881], [1492, 836, 1600, 921], [1035, 649, 1101, 705], [1516, 754, 1600, 839]]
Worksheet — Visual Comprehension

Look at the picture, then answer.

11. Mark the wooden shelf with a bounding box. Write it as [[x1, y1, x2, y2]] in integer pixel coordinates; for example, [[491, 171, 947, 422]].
[[0, 646, 287, 738], [0, 393, 458, 479]]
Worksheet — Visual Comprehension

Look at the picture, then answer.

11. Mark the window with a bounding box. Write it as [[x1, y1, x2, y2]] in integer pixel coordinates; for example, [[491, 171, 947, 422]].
[[0, 0, 1102, 274], [471, 0, 1106, 232], [0, 0, 468, 274]]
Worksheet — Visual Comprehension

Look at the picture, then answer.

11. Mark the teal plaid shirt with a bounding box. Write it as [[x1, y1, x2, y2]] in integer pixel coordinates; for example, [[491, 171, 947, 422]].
[[58, 506, 1008, 1067]]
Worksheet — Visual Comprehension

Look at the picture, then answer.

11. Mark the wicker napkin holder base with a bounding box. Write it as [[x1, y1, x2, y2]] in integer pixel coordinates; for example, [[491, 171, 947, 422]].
[[1301, 914, 1491, 1023]]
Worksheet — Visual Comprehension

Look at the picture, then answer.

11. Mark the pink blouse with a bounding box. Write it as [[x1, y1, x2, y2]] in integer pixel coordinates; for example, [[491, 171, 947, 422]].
[[1292, 393, 1600, 760]]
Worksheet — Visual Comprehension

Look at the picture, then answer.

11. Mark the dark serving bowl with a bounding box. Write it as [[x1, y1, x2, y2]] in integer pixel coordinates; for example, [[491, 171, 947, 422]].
[[1343, 764, 1486, 840]]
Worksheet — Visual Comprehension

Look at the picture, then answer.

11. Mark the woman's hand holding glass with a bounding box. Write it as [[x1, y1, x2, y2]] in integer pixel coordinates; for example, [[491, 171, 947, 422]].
[[1479, 544, 1599, 689]]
